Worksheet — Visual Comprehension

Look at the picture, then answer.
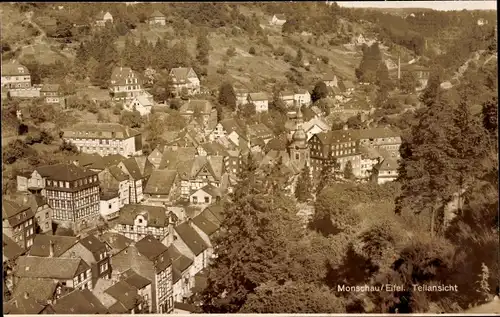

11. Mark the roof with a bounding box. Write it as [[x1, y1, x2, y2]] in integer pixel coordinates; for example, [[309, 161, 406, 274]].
[[122, 269, 151, 289], [117, 204, 172, 228], [40, 84, 60, 93], [248, 123, 274, 139], [105, 281, 140, 311], [174, 301, 198, 313], [341, 80, 355, 90], [191, 184, 221, 198], [100, 232, 133, 254], [375, 157, 399, 171], [134, 235, 171, 273], [4, 296, 45, 314], [102, 154, 127, 167], [2, 200, 32, 226], [219, 118, 247, 137], [143, 169, 177, 195], [107, 165, 129, 182], [79, 234, 107, 260], [174, 222, 209, 256], [170, 67, 197, 82], [159, 146, 197, 170], [192, 210, 220, 237], [63, 123, 141, 140], [52, 289, 108, 314], [323, 72, 337, 81], [67, 153, 105, 170], [199, 142, 230, 157], [28, 234, 77, 257], [313, 130, 358, 145], [3, 234, 25, 262], [274, 14, 286, 20], [167, 245, 194, 283], [265, 134, 288, 152], [354, 127, 401, 140], [96, 11, 112, 20], [111, 67, 141, 86], [179, 99, 213, 114], [150, 10, 165, 18], [1, 63, 30, 77], [35, 163, 98, 182], [132, 95, 153, 107], [12, 278, 58, 304], [120, 157, 154, 180], [248, 92, 269, 101], [15, 256, 86, 279], [203, 204, 224, 223], [302, 117, 330, 133]]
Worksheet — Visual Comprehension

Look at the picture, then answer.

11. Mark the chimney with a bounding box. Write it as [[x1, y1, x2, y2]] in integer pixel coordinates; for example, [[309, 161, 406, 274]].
[[49, 240, 54, 257], [24, 292, 29, 299]]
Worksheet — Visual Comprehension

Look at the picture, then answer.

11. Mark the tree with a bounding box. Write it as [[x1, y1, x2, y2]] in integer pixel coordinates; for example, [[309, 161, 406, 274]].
[[248, 46, 256, 55], [295, 165, 312, 202], [311, 81, 328, 103], [145, 112, 166, 149], [400, 71, 418, 94], [2, 139, 38, 164], [218, 82, 237, 112], [59, 140, 79, 154], [355, 42, 383, 83], [315, 157, 339, 195], [346, 114, 363, 129], [420, 67, 443, 106], [343, 160, 354, 180], [201, 160, 303, 313], [119, 110, 142, 128], [240, 282, 345, 313], [196, 33, 211, 65]]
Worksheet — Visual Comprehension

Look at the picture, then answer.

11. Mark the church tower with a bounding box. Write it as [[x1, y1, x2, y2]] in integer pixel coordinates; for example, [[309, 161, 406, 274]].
[[288, 106, 310, 170]]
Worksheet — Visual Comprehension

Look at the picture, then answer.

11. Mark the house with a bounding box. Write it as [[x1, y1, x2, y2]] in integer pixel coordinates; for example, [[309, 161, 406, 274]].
[[62, 123, 143, 157], [100, 232, 133, 256], [3, 293, 47, 314], [174, 301, 198, 314], [179, 99, 215, 126], [398, 64, 431, 90], [294, 89, 312, 106], [26, 194, 52, 234], [98, 165, 130, 209], [143, 169, 180, 205], [197, 142, 229, 157], [167, 245, 194, 303], [169, 68, 201, 96], [60, 235, 112, 287], [279, 90, 296, 107], [189, 184, 221, 205], [209, 118, 247, 146], [248, 123, 274, 147], [177, 156, 225, 198], [339, 80, 355, 95], [359, 146, 383, 179], [66, 153, 107, 172], [322, 72, 339, 87], [117, 156, 155, 204], [302, 116, 330, 141], [173, 221, 211, 276], [477, 18, 488, 26], [109, 67, 143, 102], [3, 234, 26, 296], [372, 157, 399, 184], [270, 14, 287, 26], [29, 164, 100, 233], [93, 278, 145, 313], [14, 255, 93, 291], [235, 88, 249, 107], [354, 127, 401, 155], [11, 278, 61, 309], [99, 191, 120, 220], [120, 269, 154, 312], [95, 11, 113, 27], [40, 84, 62, 104], [112, 204, 179, 243], [49, 289, 108, 314], [353, 33, 367, 45], [247, 92, 269, 112], [308, 130, 362, 178], [28, 234, 78, 258], [111, 235, 174, 313], [2, 199, 36, 250], [158, 146, 198, 170], [1, 62, 31, 89], [125, 94, 154, 116], [149, 10, 166, 26]]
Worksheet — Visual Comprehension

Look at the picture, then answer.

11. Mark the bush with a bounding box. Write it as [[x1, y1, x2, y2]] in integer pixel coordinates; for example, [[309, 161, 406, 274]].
[[321, 55, 330, 64], [274, 46, 285, 56], [113, 104, 123, 115], [283, 53, 293, 63], [249, 46, 256, 55], [226, 47, 237, 57], [216, 65, 228, 75]]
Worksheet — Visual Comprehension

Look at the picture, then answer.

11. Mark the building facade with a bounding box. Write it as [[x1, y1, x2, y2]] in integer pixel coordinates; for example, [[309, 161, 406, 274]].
[[2, 200, 36, 250], [110, 67, 143, 102], [1, 63, 31, 89]]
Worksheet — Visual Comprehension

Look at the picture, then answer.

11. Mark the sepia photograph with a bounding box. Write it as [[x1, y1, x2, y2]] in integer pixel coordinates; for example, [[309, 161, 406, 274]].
[[1, 1, 498, 315]]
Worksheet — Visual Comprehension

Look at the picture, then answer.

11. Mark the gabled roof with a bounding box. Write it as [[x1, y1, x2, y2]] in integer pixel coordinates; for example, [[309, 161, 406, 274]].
[[2, 199, 32, 222], [120, 157, 154, 180], [15, 256, 87, 279], [323, 72, 337, 81], [375, 157, 399, 171], [105, 281, 140, 312], [134, 235, 171, 272], [159, 146, 197, 170], [28, 234, 77, 257], [110, 67, 140, 86], [199, 142, 230, 157], [167, 245, 194, 283], [1, 63, 30, 77], [3, 296, 45, 314], [122, 269, 151, 289], [67, 153, 105, 170], [143, 169, 177, 195], [117, 204, 172, 228], [3, 234, 24, 262], [169, 67, 197, 82], [107, 165, 129, 182], [248, 123, 274, 139], [12, 278, 58, 304], [150, 10, 165, 18], [353, 127, 401, 140], [302, 117, 330, 133], [64, 123, 141, 140], [79, 234, 108, 261], [179, 99, 213, 114], [35, 163, 98, 181], [265, 134, 289, 152], [51, 289, 108, 314], [40, 84, 61, 93], [219, 118, 247, 137], [174, 222, 209, 256], [191, 184, 221, 198], [192, 210, 220, 237], [100, 232, 133, 254], [274, 14, 286, 20], [313, 130, 358, 145], [248, 92, 269, 101], [204, 203, 224, 222], [102, 154, 127, 167], [132, 95, 153, 107]]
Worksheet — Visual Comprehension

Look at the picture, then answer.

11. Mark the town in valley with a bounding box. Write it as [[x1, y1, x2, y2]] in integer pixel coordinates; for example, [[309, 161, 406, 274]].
[[1, 1, 498, 314]]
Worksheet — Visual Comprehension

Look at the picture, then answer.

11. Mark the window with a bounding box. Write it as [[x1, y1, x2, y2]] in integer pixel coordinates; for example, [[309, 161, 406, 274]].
[[204, 197, 210, 203]]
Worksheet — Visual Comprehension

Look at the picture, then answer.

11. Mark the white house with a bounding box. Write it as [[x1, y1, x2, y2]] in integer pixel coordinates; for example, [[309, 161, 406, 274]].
[[1, 62, 31, 89], [189, 184, 221, 206], [294, 89, 311, 106], [149, 10, 166, 26], [302, 117, 330, 141], [125, 94, 154, 116], [247, 92, 269, 113], [270, 14, 287, 26], [235, 89, 249, 107], [169, 68, 200, 96], [99, 192, 120, 220], [96, 11, 113, 27], [372, 157, 399, 184]]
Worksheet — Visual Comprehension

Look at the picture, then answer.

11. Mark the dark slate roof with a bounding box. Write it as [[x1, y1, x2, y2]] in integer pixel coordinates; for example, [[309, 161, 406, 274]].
[[167, 245, 193, 283], [63, 123, 141, 140], [174, 222, 209, 256], [143, 169, 177, 195], [28, 234, 77, 258], [122, 269, 151, 289], [3, 234, 25, 262], [105, 281, 140, 311], [51, 289, 108, 314], [35, 163, 98, 181], [40, 83, 61, 93], [192, 210, 220, 237], [2, 200, 33, 225], [204, 203, 224, 222], [107, 165, 129, 182], [15, 256, 87, 279], [134, 235, 171, 273], [102, 154, 127, 167], [100, 232, 133, 254], [79, 234, 107, 261], [117, 204, 171, 228], [3, 296, 45, 314], [12, 278, 58, 304]]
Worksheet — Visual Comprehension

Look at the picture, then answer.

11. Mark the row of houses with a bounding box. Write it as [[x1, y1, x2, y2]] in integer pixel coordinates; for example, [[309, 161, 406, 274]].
[[95, 10, 168, 27], [3, 202, 223, 314]]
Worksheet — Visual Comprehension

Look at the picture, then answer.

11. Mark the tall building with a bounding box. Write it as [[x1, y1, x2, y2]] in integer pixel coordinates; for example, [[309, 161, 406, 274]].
[[288, 107, 310, 170], [110, 67, 143, 102], [2, 200, 36, 250], [1, 62, 31, 89], [62, 123, 143, 157], [35, 164, 100, 232]]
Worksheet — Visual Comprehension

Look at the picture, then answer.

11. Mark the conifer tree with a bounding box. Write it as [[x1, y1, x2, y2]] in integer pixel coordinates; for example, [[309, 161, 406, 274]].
[[218, 82, 237, 112], [295, 165, 312, 202], [343, 161, 354, 180], [316, 157, 339, 195]]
